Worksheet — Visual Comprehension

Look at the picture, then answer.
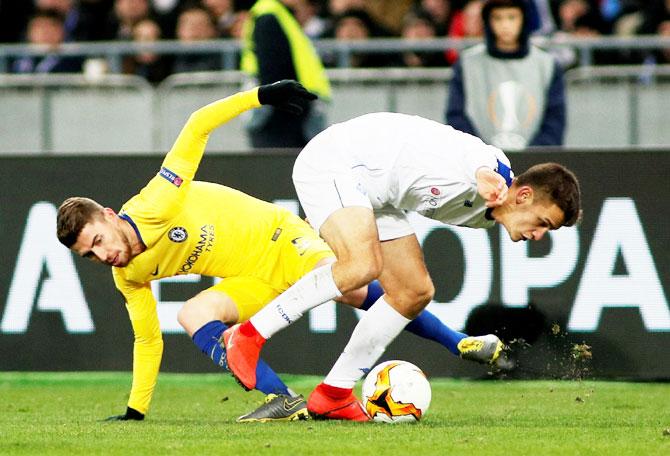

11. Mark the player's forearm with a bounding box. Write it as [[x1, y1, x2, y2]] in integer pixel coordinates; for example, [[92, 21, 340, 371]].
[[127, 338, 164, 415], [163, 88, 261, 181], [186, 88, 261, 136]]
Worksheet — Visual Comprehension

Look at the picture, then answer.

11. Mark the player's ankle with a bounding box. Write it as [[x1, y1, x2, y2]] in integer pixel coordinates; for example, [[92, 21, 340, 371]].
[[318, 382, 352, 400]]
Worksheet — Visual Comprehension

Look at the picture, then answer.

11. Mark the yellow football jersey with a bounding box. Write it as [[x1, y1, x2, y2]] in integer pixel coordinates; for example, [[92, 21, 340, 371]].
[[110, 89, 331, 414]]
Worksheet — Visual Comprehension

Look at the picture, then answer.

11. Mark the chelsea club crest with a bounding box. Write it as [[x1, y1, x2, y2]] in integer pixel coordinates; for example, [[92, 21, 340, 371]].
[[168, 226, 188, 243]]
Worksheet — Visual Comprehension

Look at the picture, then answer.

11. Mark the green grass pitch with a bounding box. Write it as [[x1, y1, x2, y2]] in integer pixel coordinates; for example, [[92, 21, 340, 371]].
[[1, 372, 668, 455]]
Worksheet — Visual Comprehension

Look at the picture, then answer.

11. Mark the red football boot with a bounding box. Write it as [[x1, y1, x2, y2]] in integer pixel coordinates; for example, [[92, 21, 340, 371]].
[[307, 383, 370, 422], [222, 322, 266, 390]]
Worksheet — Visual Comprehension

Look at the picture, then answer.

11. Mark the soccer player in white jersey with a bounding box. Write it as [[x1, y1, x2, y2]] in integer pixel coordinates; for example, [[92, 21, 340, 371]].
[[223, 111, 582, 421]]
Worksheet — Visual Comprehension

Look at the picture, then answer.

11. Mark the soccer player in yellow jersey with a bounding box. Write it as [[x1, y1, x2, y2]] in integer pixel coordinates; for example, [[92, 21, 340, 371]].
[[57, 81, 504, 423]]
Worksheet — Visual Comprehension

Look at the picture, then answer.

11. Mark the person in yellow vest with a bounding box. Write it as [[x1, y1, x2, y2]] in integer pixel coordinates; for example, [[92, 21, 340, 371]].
[[241, 0, 331, 148]]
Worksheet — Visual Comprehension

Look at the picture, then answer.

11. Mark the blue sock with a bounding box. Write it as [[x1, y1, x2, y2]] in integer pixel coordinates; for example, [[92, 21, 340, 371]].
[[192, 320, 291, 396], [362, 281, 467, 355]]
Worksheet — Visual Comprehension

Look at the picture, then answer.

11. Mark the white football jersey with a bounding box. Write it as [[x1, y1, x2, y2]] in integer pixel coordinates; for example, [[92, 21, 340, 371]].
[[325, 112, 512, 229]]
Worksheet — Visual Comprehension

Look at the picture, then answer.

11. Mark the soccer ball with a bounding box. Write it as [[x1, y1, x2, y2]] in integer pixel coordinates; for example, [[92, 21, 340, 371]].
[[361, 360, 431, 423]]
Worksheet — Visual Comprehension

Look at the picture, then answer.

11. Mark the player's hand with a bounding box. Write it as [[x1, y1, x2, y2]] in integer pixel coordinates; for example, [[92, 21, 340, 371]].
[[103, 407, 145, 421], [257, 80, 317, 115], [476, 167, 508, 208]]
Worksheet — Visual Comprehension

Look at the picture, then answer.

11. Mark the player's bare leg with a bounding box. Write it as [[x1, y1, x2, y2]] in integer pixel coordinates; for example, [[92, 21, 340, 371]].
[[319, 207, 383, 293], [180, 290, 308, 421], [308, 234, 434, 421], [223, 207, 381, 390], [178, 290, 240, 336]]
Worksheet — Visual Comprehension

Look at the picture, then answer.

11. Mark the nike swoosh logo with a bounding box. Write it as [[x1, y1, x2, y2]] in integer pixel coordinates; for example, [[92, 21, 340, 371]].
[[226, 327, 236, 350], [283, 398, 304, 411], [151, 265, 159, 276]]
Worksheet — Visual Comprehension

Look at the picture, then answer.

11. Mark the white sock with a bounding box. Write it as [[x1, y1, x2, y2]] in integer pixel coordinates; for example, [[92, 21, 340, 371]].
[[323, 297, 411, 389], [250, 263, 342, 339]]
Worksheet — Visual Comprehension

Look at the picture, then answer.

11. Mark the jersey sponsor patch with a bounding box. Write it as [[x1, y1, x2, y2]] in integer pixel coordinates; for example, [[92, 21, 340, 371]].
[[271, 228, 282, 242], [159, 167, 184, 187], [168, 226, 188, 243]]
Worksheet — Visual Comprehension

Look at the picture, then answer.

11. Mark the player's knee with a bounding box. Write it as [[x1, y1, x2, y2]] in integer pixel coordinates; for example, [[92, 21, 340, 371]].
[[177, 298, 202, 331], [403, 279, 435, 314], [176, 302, 191, 329], [417, 280, 435, 305]]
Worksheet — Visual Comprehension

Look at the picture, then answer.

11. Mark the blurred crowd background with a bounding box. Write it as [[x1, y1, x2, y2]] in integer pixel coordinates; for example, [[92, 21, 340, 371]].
[[1, 0, 669, 83]]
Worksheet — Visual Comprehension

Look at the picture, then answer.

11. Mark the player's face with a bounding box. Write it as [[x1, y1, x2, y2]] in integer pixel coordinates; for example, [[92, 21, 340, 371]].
[[503, 190, 564, 242], [71, 211, 133, 267], [489, 7, 523, 51]]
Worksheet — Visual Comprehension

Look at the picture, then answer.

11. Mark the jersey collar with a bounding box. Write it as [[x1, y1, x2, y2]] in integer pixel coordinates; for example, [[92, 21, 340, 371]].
[[119, 213, 146, 248]]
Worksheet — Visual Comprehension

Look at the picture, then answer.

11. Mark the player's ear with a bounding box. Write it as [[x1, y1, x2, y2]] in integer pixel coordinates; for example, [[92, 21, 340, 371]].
[[102, 207, 116, 220], [515, 186, 534, 205]]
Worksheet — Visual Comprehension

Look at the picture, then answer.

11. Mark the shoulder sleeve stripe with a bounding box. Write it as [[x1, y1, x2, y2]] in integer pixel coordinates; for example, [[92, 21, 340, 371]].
[[158, 167, 184, 187], [496, 159, 514, 187]]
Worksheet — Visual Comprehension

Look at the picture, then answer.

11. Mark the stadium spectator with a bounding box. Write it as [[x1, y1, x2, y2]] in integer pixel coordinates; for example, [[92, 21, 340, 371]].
[[282, 0, 329, 38], [332, 8, 401, 67], [446, 0, 566, 149], [553, 0, 606, 33], [656, 20, 670, 63], [635, 1, 670, 64], [362, 0, 416, 33], [202, 0, 238, 37], [103, 0, 152, 40], [611, 2, 644, 36], [415, 0, 454, 34], [12, 10, 83, 74], [325, 0, 412, 35], [171, 6, 222, 73], [35, 0, 105, 41], [553, 0, 629, 65], [228, 9, 250, 38], [240, 0, 331, 148], [56, 81, 505, 422], [529, 0, 556, 35], [446, 0, 485, 64], [123, 18, 172, 83], [327, 0, 367, 16], [400, 9, 450, 66], [637, 0, 670, 35]]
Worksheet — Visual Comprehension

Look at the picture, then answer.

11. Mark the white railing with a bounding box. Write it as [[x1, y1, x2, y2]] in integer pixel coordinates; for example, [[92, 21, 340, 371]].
[[1, 35, 670, 72]]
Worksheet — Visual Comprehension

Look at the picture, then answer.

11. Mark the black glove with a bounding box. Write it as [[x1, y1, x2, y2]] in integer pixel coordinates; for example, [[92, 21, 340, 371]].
[[257, 80, 317, 115], [103, 406, 145, 421]]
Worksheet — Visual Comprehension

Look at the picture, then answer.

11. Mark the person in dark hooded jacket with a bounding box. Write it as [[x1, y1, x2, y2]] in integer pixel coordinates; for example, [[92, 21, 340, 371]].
[[446, 0, 566, 150]]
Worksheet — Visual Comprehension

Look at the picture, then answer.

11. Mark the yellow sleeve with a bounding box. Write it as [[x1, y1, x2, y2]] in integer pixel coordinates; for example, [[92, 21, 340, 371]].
[[162, 87, 261, 181], [113, 269, 163, 415], [121, 88, 261, 221]]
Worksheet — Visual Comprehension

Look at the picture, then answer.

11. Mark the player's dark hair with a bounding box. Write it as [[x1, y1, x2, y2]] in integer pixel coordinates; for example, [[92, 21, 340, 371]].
[[56, 197, 105, 248], [515, 163, 582, 227]]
